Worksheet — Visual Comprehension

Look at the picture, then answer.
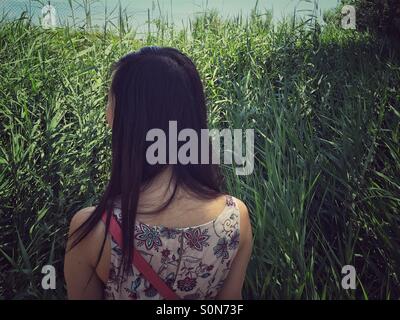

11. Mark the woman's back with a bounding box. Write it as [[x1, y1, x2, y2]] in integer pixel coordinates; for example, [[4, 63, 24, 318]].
[[105, 194, 241, 300], [64, 47, 253, 300]]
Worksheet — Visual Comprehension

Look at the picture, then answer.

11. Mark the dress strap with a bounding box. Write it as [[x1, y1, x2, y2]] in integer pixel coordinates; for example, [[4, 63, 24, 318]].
[[101, 212, 181, 300]]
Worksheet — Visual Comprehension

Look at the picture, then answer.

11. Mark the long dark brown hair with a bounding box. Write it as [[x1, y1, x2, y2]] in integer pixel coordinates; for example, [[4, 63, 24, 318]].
[[69, 46, 224, 274]]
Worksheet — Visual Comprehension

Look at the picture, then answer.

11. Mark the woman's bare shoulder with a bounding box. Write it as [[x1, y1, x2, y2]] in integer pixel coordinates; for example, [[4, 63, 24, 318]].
[[69, 206, 96, 231], [67, 206, 104, 253], [230, 196, 252, 246], [231, 196, 249, 215]]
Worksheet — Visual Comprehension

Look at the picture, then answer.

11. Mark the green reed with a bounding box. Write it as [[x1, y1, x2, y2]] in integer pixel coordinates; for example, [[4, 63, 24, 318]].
[[0, 4, 399, 299]]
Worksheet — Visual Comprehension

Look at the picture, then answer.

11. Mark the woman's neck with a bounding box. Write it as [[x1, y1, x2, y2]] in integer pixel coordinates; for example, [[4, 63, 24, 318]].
[[137, 166, 179, 213]]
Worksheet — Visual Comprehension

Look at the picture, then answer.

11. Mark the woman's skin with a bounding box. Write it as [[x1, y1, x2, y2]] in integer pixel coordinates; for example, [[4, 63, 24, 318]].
[[64, 96, 253, 300]]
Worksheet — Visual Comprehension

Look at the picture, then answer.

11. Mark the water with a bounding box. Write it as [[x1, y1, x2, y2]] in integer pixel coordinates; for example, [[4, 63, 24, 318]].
[[1, 0, 340, 33]]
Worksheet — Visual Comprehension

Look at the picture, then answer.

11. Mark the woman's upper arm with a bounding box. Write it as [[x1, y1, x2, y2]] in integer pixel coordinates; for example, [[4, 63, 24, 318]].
[[64, 207, 104, 300], [216, 199, 253, 300]]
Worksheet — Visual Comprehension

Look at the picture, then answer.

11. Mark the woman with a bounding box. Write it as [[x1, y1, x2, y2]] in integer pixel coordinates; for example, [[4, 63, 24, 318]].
[[64, 47, 253, 300]]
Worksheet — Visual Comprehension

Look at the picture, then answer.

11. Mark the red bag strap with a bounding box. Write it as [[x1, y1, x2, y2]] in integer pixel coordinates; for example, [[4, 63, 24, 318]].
[[101, 212, 180, 300]]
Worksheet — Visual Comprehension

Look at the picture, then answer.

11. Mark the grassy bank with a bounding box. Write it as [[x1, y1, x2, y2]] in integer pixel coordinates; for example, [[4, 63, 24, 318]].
[[0, 9, 399, 299]]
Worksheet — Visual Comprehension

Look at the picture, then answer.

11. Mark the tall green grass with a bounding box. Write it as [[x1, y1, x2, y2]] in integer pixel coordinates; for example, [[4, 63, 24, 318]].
[[0, 7, 399, 299]]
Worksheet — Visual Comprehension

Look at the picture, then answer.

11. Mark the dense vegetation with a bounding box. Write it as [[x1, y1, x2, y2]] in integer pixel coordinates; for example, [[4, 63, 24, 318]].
[[0, 5, 399, 299], [324, 0, 400, 39]]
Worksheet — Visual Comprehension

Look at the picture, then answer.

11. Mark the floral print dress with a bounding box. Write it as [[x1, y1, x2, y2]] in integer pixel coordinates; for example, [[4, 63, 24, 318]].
[[104, 195, 241, 300]]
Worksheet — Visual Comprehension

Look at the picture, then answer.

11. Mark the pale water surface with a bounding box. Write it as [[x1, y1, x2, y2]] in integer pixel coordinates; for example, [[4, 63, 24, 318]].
[[1, 0, 340, 33]]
